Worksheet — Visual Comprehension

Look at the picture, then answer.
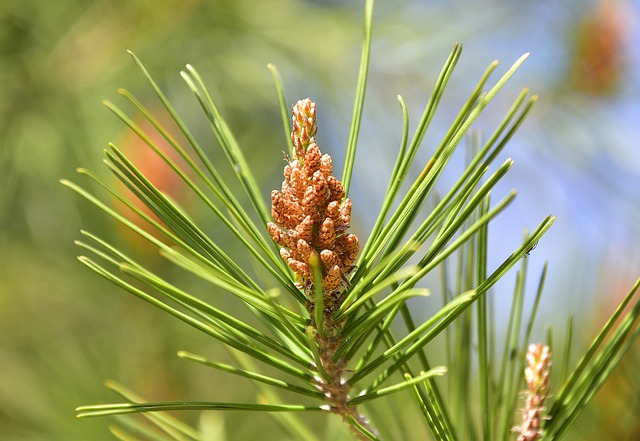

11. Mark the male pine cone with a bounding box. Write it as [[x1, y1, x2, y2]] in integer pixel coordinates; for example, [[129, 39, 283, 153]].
[[514, 343, 552, 441], [267, 98, 359, 299]]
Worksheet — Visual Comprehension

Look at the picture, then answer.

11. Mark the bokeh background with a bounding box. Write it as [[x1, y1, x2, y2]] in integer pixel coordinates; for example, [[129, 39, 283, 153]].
[[1, 0, 639, 439]]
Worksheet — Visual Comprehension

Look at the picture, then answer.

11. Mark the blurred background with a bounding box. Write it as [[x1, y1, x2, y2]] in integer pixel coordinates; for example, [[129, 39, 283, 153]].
[[1, 0, 639, 439]]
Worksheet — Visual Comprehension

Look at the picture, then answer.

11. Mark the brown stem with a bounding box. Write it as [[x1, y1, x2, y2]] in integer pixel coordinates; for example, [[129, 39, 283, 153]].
[[311, 310, 376, 440]]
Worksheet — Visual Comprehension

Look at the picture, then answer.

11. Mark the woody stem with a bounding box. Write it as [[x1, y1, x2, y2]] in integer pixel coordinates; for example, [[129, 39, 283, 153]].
[[309, 301, 374, 440]]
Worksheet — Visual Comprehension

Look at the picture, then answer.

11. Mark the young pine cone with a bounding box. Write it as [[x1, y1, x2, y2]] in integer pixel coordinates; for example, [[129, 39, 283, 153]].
[[513, 343, 552, 441], [267, 98, 359, 296]]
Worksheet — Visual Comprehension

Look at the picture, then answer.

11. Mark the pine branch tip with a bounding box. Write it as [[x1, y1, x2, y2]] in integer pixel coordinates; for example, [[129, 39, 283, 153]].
[[103, 379, 121, 390], [514, 52, 530, 65], [266, 288, 281, 298], [176, 350, 190, 359]]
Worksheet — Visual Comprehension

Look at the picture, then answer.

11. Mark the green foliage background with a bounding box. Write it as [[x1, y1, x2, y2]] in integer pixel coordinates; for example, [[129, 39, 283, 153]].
[[1, 0, 638, 439]]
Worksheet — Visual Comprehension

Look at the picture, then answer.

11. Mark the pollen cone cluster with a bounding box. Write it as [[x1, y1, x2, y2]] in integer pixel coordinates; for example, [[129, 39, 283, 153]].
[[514, 343, 552, 441], [267, 98, 359, 302]]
